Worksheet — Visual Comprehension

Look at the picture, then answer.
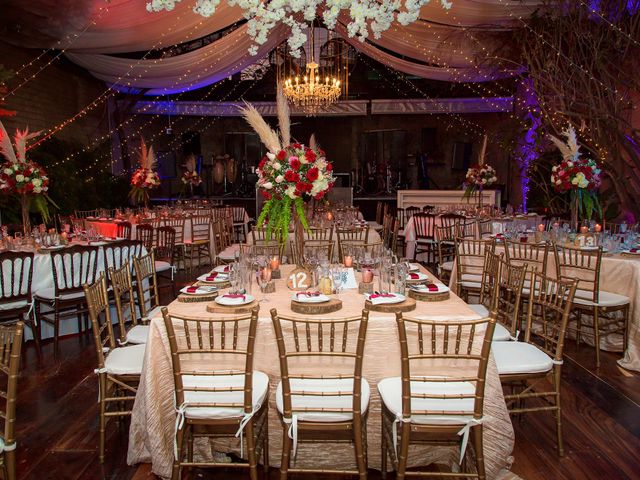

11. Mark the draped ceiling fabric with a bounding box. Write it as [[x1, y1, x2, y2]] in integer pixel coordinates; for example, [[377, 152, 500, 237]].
[[2, 0, 546, 93]]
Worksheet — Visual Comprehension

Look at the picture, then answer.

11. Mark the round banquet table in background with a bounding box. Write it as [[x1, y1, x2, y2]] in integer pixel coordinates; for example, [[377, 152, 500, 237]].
[[127, 264, 518, 480]]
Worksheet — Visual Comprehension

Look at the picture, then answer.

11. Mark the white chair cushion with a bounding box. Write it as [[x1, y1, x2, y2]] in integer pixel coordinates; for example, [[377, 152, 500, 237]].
[[440, 261, 454, 272], [34, 288, 85, 301], [468, 304, 489, 317], [459, 273, 482, 289], [492, 341, 553, 375], [142, 305, 163, 322], [276, 377, 370, 423], [125, 325, 149, 344], [104, 344, 146, 375], [573, 289, 630, 307], [377, 377, 474, 425], [155, 260, 172, 273], [182, 371, 269, 420], [0, 299, 28, 311], [492, 323, 513, 342]]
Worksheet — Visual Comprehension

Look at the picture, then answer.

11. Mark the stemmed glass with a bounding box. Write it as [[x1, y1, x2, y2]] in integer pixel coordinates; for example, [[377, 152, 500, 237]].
[[331, 265, 345, 294], [255, 262, 271, 303]]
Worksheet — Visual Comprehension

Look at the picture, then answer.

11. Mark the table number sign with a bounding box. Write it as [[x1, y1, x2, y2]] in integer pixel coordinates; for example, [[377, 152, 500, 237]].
[[287, 267, 312, 291], [574, 233, 597, 248]]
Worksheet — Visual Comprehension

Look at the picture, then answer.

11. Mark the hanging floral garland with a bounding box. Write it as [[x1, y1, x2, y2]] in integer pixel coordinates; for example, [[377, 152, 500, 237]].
[[147, 0, 454, 56]]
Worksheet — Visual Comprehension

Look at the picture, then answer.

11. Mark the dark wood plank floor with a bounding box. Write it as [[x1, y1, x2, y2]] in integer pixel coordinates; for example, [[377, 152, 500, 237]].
[[13, 267, 640, 480]]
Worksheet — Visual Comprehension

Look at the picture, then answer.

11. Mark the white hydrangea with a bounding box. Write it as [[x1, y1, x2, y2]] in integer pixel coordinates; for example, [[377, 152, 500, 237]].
[[15, 174, 24, 182], [148, 1, 454, 56]]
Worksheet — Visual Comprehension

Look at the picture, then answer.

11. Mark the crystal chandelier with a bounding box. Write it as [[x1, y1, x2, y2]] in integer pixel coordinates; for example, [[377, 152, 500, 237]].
[[275, 28, 351, 115]]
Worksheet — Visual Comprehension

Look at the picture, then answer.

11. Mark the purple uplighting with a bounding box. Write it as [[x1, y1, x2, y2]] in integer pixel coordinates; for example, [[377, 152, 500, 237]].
[[515, 78, 541, 213]]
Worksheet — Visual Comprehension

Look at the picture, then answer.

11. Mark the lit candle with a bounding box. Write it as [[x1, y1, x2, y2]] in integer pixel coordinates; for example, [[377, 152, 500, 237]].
[[270, 255, 280, 270], [595, 223, 602, 233], [262, 267, 272, 283], [553, 222, 560, 229], [344, 255, 353, 267], [362, 269, 373, 283], [326, 211, 334, 221], [538, 223, 545, 232], [580, 226, 589, 234]]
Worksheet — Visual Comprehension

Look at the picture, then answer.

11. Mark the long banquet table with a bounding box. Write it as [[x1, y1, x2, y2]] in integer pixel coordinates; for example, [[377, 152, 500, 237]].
[[127, 264, 518, 479]]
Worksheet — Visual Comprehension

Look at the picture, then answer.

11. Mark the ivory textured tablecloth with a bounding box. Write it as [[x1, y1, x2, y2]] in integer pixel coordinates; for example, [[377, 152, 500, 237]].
[[127, 265, 516, 479], [449, 247, 640, 372]]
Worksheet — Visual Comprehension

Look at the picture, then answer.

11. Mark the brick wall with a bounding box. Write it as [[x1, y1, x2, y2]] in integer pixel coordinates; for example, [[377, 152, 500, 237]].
[[0, 42, 108, 143]]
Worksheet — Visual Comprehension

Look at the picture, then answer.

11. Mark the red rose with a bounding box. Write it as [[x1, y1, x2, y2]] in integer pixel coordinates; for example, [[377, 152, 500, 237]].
[[296, 181, 312, 193], [284, 170, 299, 183], [326, 163, 333, 172], [305, 149, 316, 162], [306, 167, 319, 182], [319, 149, 325, 156], [277, 150, 286, 160], [292, 143, 302, 149], [23, 168, 32, 176], [314, 191, 325, 200], [289, 158, 301, 171], [261, 190, 272, 200], [25, 183, 34, 192]]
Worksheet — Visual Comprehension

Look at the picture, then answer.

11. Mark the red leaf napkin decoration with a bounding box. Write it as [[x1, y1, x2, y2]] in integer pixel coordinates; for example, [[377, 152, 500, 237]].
[[408, 273, 420, 279], [206, 273, 218, 281], [426, 283, 439, 292], [369, 293, 395, 299], [186, 286, 199, 293], [223, 294, 245, 300], [297, 291, 320, 297], [631, 248, 638, 253]]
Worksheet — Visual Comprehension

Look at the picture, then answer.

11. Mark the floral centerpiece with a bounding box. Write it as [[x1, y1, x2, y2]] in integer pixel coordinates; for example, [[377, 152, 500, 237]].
[[181, 154, 202, 195], [129, 138, 160, 206], [549, 125, 602, 227], [462, 164, 497, 207], [0, 121, 57, 234], [242, 88, 335, 244]]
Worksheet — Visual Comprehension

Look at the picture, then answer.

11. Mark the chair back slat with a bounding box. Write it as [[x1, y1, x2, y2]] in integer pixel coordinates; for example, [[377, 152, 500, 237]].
[[103, 240, 144, 281], [0, 251, 34, 302], [478, 251, 503, 311], [135, 223, 154, 252], [133, 252, 161, 319], [83, 273, 116, 367], [189, 214, 212, 243], [455, 238, 494, 282], [498, 261, 527, 337], [162, 217, 185, 244], [554, 245, 601, 302], [504, 240, 549, 276], [109, 261, 139, 342], [155, 226, 176, 262], [413, 213, 436, 240], [51, 245, 100, 294]]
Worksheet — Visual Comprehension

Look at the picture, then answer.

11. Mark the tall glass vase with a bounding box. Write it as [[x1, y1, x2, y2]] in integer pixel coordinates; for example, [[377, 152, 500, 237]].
[[570, 191, 580, 232], [21, 194, 31, 236]]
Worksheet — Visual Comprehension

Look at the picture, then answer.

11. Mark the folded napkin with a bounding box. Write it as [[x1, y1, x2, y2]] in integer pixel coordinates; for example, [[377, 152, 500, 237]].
[[223, 294, 246, 300], [519, 236, 528, 243], [205, 272, 226, 281], [630, 248, 638, 253], [425, 283, 439, 292], [408, 273, 420, 280], [296, 291, 321, 298], [368, 293, 396, 305], [185, 286, 199, 294]]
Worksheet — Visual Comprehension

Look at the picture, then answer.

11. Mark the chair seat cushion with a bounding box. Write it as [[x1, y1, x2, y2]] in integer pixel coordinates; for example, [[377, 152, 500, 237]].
[[573, 289, 630, 307], [182, 371, 269, 420], [0, 299, 28, 311], [34, 288, 85, 302], [467, 304, 489, 317], [492, 323, 513, 342], [492, 341, 553, 375], [440, 261, 454, 272], [276, 377, 370, 423], [377, 377, 474, 425], [459, 273, 482, 289], [104, 344, 146, 375], [155, 260, 172, 273], [126, 325, 149, 344], [217, 245, 240, 261], [142, 305, 163, 323]]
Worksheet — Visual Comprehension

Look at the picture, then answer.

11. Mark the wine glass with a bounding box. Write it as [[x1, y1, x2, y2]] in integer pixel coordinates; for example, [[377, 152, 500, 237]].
[[255, 265, 271, 302], [332, 265, 344, 294]]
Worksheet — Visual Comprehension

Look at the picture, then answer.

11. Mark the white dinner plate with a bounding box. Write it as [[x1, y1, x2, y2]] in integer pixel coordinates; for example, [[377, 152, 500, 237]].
[[291, 292, 330, 303], [622, 250, 640, 255], [215, 294, 254, 306], [213, 265, 232, 273], [410, 284, 450, 294], [365, 293, 406, 305], [408, 263, 421, 272], [581, 246, 608, 252], [197, 273, 230, 283], [180, 285, 217, 295], [406, 272, 428, 282]]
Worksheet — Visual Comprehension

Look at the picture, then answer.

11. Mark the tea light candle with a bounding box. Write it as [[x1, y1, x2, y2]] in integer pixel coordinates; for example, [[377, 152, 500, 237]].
[[580, 226, 589, 234], [538, 223, 545, 232], [270, 255, 280, 270], [262, 266, 272, 282], [553, 222, 560, 229], [362, 268, 373, 283], [595, 223, 602, 233], [326, 212, 334, 221], [344, 255, 353, 267]]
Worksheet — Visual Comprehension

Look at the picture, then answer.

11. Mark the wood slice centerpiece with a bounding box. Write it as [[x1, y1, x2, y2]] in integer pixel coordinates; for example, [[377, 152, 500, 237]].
[[364, 297, 416, 313], [206, 300, 260, 314], [408, 289, 450, 302], [290, 298, 343, 315], [177, 291, 219, 303]]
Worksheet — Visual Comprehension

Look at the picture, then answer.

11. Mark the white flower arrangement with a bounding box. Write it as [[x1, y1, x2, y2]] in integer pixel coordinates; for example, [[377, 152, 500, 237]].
[[147, 0, 454, 57]]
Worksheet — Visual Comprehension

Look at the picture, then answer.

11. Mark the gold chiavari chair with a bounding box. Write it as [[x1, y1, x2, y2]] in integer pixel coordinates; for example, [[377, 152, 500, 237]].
[[185, 214, 213, 273], [74, 209, 99, 219], [116, 221, 132, 240], [381, 212, 394, 248], [336, 226, 370, 263], [0, 251, 39, 354], [215, 216, 241, 264], [554, 245, 629, 368], [493, 260, 528, 342], [163, 307, 269, 480], [492, 272, 578, 456], [251, 240, 287, 264], [440, 212, 465, 230], [379, 312, 497, 480], [305, 226, 333, 242], [155, 225, 176, 296], [231, 205, 249, 242], [110, 261, 149, 345], [458, 220, 477, 239], [467, 250, 503, 319], [0, 322, 23, 480], [162, 216, 187, 269], [270, 309, 370, 479], [83, 273, 145, 463], [504, 240, 549, 278], [34, 244, 100, 351], [133, 252, 164, 324], [435, 224, 457, 283], [135, 223, 155, 252], [405, 206, 420, 219], [292, 240, 334, 267], [412, 213, 437, 265], [454, 238, 494, 302], [476, 219, 493, 238]]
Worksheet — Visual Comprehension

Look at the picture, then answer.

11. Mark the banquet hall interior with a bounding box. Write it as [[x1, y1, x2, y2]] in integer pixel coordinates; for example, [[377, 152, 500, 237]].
[[1, 0, 640, 479]]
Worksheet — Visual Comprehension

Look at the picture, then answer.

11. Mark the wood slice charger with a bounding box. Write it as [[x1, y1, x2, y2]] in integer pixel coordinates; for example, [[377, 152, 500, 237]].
[[364, 297, 416, 313], [206, 300, 260, 314], [408, 289, 450, 302], [177, 292, 219, 303], [290, 298, 343, 315]]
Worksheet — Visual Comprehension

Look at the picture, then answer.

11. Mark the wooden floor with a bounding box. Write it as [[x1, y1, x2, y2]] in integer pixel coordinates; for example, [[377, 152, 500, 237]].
[[12, 267, 640, 480]]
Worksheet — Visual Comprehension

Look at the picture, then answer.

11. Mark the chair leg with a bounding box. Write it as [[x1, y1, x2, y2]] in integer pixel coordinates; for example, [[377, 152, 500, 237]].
[[172, 423, 185, 480], [279, 424, 292, 480], [352, 416, 367, 480], [30, 307, 42, 359], [554, 369, 565, 456], [98, 376, 107, 463], [53, 307, 60, 353], [245, 420, 258, 480], [594, 307, 601, 369], [380, 413, 387, 480], [4, 448, 15, 480], [472, 425, 486, 480], [396, 422, 411, 480], [263, 412, 270, 473]]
